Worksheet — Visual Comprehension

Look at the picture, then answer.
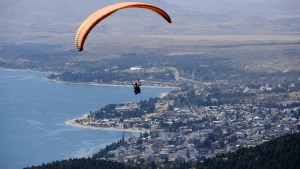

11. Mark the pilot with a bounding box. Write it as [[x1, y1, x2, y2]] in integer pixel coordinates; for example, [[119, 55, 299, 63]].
[[132, 79, 141, 95]]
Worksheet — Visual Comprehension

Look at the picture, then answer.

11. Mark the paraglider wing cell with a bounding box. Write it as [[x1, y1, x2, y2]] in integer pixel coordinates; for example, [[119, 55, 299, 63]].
[[75, 2, 172, 51]]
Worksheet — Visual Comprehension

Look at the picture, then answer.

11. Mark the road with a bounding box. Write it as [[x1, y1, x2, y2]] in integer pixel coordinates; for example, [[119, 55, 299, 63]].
[[171, 67, 205, 88]]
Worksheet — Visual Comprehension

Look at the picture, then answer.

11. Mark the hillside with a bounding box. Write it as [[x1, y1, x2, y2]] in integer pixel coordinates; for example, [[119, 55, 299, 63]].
[[197, 132, 300, 169], [1, 0, 299, 46], [25, 132, 300, 169]]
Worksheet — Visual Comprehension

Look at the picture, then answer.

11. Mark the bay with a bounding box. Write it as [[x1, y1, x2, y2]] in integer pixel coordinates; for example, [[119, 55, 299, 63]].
[[0, 69, 172, 169]]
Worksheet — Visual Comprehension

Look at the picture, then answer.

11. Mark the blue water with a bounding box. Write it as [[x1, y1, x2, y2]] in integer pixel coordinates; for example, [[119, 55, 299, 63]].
[[0, 69, 172, 169]]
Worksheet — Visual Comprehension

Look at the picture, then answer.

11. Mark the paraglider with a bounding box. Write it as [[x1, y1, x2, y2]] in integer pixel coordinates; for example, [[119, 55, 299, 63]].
[[75, 2, 172, 95], [132, 79, 142, 95], [75, 2, 172, 51]]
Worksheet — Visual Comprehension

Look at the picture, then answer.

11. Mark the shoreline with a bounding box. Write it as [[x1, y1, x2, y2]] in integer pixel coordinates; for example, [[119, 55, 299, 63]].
[[65, 115, 148, 133], [0, 67, 46, 73], [2, 68, 173, 132], [1, 67, 177, 89], [46, 77, 177, 89]]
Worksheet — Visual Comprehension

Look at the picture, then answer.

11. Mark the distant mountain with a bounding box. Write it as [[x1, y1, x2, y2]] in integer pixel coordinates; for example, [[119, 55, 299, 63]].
[[163, 0, 300, 15], [0, 0, 174, 35], [1, 0, 299, 45], [25, 132, 300, 169]]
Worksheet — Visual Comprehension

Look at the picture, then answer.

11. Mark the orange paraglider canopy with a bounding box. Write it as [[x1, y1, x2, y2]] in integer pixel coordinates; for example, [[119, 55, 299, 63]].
[[75, 2, 172, 51]]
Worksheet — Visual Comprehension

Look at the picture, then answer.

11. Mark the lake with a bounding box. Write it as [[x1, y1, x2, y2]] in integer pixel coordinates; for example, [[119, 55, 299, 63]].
[[0, 69, 172, 169]]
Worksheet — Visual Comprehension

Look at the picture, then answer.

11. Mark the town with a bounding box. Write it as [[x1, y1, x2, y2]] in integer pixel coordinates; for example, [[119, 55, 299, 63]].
[[65, 46, 300, 163], [2, 40, 299, 166], [73, 82, 300, 163]]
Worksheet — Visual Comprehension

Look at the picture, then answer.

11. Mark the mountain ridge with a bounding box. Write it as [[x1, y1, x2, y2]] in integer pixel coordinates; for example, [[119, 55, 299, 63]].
[[1, 0, 299, 37]]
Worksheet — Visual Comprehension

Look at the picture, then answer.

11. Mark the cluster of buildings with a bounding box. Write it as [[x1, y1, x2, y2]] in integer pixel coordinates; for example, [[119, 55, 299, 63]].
[[75, 96, 299, 163], [102, 103, 299, 163]]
